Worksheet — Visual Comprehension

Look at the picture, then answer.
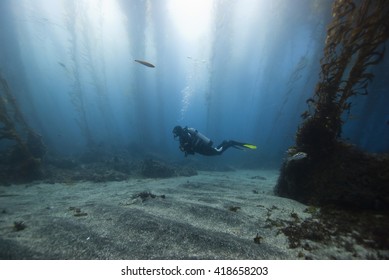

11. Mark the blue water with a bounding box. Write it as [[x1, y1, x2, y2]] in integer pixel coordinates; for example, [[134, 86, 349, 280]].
[[1, 0, 388, 169]]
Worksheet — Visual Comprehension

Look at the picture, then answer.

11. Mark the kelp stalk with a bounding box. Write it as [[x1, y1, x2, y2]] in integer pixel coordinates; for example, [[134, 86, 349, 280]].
[[275, 0, 389, 210]]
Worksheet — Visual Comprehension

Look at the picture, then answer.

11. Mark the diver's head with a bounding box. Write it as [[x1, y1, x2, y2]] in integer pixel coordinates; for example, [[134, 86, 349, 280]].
[[173, 125, 184, 139]]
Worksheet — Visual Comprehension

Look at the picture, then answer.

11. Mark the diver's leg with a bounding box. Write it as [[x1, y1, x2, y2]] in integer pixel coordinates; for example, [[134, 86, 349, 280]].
[[216, 140, 256, 154], [215, 140, 233, 154]]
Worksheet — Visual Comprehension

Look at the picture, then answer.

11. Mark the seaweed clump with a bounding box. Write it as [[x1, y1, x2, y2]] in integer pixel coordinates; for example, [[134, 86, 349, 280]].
[[140, 159, 198, 178], [140, 159, 175, 178], [13, 221, 27, 231], [280, 207, 389, 259], [131, 191, 166, 202], [275, 0, 389, 210], [296, 0, 389, 157], [262, 205, 389, 258], [0, 73, 46, 184]]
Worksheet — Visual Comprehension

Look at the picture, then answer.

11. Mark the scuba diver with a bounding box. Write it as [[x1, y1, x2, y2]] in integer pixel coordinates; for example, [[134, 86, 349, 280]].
[[172, 125, 257, 157]]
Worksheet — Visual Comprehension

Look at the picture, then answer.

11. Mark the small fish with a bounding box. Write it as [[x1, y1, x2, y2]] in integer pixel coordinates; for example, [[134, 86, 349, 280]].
[[58, 62, 66, 68], [287, 152, 308, 161], [134, 59, 155, 68]]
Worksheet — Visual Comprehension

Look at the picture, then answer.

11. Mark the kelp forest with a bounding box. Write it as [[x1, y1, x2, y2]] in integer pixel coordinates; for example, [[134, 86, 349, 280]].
[[0, 0, 389, 261], [0, 0, 388, 207], [0, 73, 46, 182], [276, 0, 389, 210]]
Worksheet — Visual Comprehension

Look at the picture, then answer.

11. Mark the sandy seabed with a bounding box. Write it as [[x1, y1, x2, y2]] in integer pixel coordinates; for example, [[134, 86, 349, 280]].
[[0, 169, 387, 259]]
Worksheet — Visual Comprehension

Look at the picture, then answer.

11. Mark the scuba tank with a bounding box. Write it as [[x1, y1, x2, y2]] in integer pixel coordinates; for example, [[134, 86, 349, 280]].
[[187, 128, 213, 146]]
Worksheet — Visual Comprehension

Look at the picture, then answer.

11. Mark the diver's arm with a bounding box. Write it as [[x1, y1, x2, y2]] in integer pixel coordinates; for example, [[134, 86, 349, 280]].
[[179, 137, 195, 156]]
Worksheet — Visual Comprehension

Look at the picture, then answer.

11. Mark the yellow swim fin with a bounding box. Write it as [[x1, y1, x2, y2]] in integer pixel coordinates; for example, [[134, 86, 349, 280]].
[[243, 144, 257, 150]]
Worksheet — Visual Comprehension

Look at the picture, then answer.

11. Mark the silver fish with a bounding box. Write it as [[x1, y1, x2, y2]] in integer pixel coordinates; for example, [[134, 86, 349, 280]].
[[134, 59, 155, 68], [288, 152, 308, 161]]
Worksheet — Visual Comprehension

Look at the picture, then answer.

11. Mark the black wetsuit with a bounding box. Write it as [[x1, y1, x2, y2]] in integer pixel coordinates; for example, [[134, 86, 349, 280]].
[[175, 127, 247, 156]]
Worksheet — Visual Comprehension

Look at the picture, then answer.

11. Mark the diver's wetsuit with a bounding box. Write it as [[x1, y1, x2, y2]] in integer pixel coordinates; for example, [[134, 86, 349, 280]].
[[173, 126, 256, 157]]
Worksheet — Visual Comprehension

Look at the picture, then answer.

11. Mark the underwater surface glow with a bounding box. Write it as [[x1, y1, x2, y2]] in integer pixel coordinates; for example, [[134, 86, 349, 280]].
[[167, 0, 213, 42]]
